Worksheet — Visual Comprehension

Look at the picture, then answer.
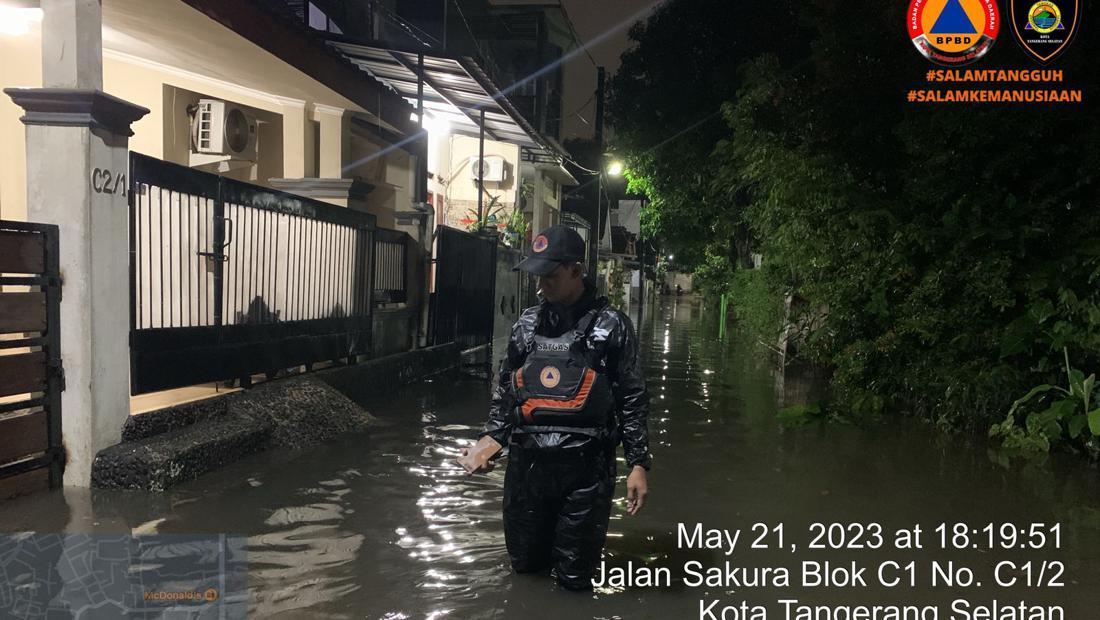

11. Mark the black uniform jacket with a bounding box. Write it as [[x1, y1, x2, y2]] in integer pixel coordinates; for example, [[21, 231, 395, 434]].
[[479, 283, 652, 470]]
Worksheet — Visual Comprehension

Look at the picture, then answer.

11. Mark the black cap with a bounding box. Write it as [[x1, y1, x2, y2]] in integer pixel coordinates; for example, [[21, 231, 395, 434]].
[[513, 225, 587, 276]]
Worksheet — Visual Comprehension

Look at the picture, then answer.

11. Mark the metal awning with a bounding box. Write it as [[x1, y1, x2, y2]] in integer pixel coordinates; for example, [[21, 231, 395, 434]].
[[327, 39, 565, 164]]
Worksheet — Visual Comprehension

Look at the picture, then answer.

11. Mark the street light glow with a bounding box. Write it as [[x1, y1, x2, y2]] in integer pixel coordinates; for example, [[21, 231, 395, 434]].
[[0, 7, 42, 36], [607, 161, 624, 177]]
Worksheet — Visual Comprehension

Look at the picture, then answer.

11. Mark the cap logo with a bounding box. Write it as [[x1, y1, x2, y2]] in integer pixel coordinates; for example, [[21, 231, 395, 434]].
[[532, 235, 549, 253], [539, 365, 561, 388]]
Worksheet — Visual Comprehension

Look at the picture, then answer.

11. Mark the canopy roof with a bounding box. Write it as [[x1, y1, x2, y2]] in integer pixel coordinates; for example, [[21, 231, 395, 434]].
[[328, 39, 566, 164]]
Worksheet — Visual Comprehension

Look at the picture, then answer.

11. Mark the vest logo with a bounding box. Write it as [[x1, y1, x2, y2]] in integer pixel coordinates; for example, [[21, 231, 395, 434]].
[[532, 235, 549, 253], [1011, 0, 1079, 63], [537, 342, 571, 352], [539, 366, 561, 388], [908, 0, 1000, 66]]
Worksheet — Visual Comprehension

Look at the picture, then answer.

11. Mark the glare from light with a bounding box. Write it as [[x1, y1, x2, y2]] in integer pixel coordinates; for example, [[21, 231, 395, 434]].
[[410, 112, 451, 136], [0, 7, 42, 36], [606, 161, 624, 177], [667, 254, 674, 261]]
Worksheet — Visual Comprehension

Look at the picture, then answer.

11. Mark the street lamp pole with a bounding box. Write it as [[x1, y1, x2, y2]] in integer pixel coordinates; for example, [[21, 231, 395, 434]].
[[593, 65, 606, 286], [595, 170, 603, 288], [638, 194, 646, 327]]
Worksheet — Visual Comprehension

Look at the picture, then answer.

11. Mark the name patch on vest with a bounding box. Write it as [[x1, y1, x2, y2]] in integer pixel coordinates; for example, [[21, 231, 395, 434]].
[[536, 342, 571, 352]]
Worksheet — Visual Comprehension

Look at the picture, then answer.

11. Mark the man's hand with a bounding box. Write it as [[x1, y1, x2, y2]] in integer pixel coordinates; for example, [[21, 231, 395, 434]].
[[456, 436, 503, 474], [626, 465, 648, 515]]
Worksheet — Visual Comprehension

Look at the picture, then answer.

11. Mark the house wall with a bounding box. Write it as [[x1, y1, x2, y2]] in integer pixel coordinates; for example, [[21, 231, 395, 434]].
[[159, 83, 286, 185], [1, 13, 420, 405], [347, 129, 412, 230], [1, 22, 413, 223], [0, 31, 40, 222], [538, 170, 560, 228], [516, 163, 565, 243], [442, 135, 519, 231]]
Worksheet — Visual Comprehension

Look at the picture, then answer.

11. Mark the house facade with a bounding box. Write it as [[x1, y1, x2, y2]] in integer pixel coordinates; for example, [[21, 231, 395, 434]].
[[0, 0, 579, 490], [297, 0, 580, 245], [1, 0, 423, 226]]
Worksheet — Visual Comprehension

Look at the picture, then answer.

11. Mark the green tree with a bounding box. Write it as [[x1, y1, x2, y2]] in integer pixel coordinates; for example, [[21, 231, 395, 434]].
[[612, 0, 1100, 433], [608, 0, 808, 273]]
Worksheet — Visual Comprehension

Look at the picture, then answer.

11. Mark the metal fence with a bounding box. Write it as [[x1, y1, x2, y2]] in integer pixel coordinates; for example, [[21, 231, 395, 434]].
[[373, 227, 409, 304], [0, 220, 64, 498], [430, 226, 497, 350], [129, 153, 376, 394]]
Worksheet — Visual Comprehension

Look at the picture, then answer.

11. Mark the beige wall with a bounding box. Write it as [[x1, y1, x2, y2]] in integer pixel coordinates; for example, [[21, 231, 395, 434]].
[[0, 31, 40, 222], [442, 135, 519, 231], [516, 163, 564, 240], [160, 84, 286, 185], [347, 129, 414, 230], [102, 51, 310, 187], [540, 171, 560, 227], [1, 18, 412, 222]]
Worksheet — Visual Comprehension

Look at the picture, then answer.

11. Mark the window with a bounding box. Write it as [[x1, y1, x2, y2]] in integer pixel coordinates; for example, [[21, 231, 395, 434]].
[[307, 2, 343, 34]]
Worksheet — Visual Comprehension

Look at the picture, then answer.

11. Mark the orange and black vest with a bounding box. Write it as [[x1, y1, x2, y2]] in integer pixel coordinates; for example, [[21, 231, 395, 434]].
[[510, 306, 615, 437]]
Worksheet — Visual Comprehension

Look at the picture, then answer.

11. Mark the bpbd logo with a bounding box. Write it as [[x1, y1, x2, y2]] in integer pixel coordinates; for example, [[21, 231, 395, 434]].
[[909, 0, 1000, 65], [539, 366, 561, 388]]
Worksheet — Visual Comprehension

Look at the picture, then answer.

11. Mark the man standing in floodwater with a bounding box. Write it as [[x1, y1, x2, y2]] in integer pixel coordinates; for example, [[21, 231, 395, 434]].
[[457, 224, 652, 591]]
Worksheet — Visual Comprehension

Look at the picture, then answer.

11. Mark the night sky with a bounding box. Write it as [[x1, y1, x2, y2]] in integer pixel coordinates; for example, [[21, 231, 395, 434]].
[[558, 0, 661, 142]]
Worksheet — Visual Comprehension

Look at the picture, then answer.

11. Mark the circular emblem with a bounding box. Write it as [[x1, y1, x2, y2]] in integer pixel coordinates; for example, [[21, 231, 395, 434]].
[[1027, 1, 1061, 34], [539, 365, 561, 388], [908, 0, 1000, 66], [532, 235, 549, 253]]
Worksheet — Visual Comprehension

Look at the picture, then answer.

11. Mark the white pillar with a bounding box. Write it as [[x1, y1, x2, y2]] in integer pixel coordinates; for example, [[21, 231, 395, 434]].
[[393, 208, 434, 348], [5, 0, 149, 488], [281, 100, 311, 178], [531, 171, 546, 236], [314, 104, 349, 179], [41, 0, 102, 89]]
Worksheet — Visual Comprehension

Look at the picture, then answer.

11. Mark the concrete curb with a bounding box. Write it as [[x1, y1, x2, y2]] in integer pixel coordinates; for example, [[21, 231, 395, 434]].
[[92, 343, 460, 490], [92, 406, 274, 491], [316, 342, 459, 403]]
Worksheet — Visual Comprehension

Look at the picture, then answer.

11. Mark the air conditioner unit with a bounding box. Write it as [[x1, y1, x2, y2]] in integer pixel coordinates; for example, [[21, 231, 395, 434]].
[[189, 99, 258, 162], [470, 156, 506, 183]]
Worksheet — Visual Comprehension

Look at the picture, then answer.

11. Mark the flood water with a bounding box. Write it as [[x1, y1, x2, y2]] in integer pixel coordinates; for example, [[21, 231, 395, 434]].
[[5, 296, 1100, 619]]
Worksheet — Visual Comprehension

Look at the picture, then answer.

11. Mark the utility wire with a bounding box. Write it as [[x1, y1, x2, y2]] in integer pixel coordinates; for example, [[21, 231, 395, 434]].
[[451, 0, 489, 60], [563, 108, 725, 184], [564, 156, 601, 175], [547, 91, 595, 124], [371, 0, 440, 48], [557, 2, 599, 69]]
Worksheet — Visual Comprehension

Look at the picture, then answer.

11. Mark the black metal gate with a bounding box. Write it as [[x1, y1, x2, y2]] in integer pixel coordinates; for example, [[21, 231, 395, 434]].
[[430, 227, 497, 349], [129, 153, 376, 394], [0, 220, 64, 498]]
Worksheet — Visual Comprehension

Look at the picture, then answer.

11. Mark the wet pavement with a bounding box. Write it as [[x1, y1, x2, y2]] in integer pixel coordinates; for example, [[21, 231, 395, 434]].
[[4, 297, 1100, 618]]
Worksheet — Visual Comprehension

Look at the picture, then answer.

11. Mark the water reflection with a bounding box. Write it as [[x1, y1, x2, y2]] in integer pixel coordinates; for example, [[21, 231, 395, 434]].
[[3, 297, 1100, 617], [249, 470, 364, 617]]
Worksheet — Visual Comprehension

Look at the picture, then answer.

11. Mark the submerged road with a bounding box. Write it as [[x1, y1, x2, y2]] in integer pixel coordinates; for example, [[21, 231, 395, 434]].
[[3, 297, 1100, 618]]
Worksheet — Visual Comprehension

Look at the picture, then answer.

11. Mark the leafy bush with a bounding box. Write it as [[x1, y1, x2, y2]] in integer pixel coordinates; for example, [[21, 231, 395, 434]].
[[610, 0, 1100, 436], [989, 350, 1099, 454]]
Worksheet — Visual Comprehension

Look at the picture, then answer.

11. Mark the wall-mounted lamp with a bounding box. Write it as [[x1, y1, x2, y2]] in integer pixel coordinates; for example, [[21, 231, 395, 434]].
[[410, 111, 451, 136]]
